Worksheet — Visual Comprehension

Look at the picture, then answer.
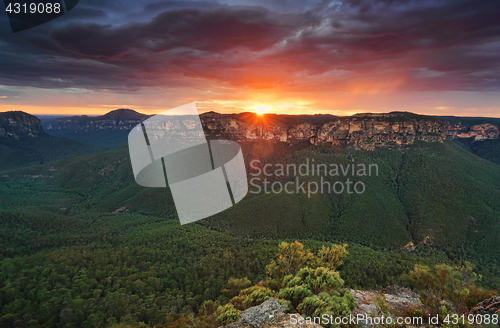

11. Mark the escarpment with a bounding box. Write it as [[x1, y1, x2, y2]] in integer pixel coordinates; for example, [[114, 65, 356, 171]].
[[42, 109, 499, 150], [201, 112, 499, 150]]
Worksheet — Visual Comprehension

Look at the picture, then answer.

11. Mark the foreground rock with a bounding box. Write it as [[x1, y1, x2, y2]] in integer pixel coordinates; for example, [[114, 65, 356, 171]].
[[221, 286, 425, 328], [470, 296, 500, 315], [221, 298, 321, 328], [350, 285, 424, 328], [220, 289, 500, 328], [470, 296, 500, 327]]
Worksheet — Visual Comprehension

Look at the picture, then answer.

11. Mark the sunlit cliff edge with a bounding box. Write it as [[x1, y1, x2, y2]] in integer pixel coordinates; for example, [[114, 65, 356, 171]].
[[40, 109, 500, 150]]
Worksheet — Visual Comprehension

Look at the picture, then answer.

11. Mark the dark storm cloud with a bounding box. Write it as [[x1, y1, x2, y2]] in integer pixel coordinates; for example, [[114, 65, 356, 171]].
[[0, 0, 499, 91], [49, 7, 288, 57]]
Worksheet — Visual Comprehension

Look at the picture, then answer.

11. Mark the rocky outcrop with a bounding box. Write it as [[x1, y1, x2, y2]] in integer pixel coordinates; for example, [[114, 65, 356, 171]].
[[219, 286, 428, 328], [470, 296, 500, 315], [220, 287, 500, 328], [0, 111, 43, 139], [350, 286, 424, 327], [381, 285, 421, 299], [220, 298, 321, 328], [470, 296, 500, 327], [447, 122, 500, 141]]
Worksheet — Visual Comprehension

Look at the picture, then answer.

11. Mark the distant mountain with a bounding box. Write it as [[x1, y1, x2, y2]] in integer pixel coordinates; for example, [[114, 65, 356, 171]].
[[45, 109, 150, 131], [0, 110, 44, 139], [43, 109, 151, 149], [99, 108, 150, 121], [0, 111, 104, 171], [438, 115, 500, 127]]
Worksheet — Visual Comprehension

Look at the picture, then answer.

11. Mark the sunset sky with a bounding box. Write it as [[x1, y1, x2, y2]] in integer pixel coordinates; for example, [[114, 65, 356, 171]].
[[0, 0, 499, 117]]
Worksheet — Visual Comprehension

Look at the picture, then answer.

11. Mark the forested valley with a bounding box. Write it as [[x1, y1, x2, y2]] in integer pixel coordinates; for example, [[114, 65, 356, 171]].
[[1, 141, 499, 327]]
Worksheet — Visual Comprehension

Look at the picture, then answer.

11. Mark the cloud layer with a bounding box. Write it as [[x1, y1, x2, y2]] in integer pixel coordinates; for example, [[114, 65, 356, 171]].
[[0, 0, 499, 111]]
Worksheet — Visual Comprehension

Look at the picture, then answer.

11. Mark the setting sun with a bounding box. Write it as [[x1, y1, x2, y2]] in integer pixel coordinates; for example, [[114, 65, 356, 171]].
[[254, 105, 272, 115]]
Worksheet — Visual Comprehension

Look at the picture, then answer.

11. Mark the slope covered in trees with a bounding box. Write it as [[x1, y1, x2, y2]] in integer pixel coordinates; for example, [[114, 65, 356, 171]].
[[0, 138, 499, 327]]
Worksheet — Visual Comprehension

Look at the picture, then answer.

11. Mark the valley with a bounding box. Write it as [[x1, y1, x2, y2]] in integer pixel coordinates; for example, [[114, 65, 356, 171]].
[[0, 110, 499, 327]]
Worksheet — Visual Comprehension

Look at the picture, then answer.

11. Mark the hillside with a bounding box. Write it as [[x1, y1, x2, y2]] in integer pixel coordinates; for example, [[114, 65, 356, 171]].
[[4, 110, 500, 262], [435, 115, 500, 165], [1, 134, 499, 283], [0, 111, 104, 171], [205, 141, 500, 262], [1, 120, 500, 326], [453, 138, 500, 166]]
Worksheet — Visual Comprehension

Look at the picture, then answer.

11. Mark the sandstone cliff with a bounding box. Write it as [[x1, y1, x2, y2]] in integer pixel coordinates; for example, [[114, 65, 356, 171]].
[[0, 111, 43, 139], [43, 109, 499, 150], [201, 111, 499, 150]]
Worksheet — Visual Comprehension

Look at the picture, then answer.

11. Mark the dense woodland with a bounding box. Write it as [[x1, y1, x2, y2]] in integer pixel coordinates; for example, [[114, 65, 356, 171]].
[[1, 139, 499, 327]]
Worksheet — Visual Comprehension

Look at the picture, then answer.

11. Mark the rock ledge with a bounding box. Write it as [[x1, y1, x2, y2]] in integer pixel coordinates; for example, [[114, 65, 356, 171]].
[[221, 298, 321, 328]]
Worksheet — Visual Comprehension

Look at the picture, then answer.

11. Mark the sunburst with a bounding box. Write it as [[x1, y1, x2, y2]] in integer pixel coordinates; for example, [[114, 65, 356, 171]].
[[254, 105, 272, 115]]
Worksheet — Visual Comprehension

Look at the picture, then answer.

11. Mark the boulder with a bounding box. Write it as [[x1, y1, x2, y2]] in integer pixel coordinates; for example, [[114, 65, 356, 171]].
[[470, 296, 500, 315], [221, 298, 322, 328]]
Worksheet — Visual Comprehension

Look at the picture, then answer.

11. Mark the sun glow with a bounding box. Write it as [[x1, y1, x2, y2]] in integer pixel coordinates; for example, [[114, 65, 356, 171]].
[[254, 105, 273, 115]]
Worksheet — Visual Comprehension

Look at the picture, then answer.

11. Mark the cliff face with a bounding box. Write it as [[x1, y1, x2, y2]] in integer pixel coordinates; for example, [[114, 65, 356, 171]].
[[43, 109, 499, 150], [447, 122, 500, 141], [201, 112, 499, 150], [45, 109, 150, 132], [0, 111, 43, 139]]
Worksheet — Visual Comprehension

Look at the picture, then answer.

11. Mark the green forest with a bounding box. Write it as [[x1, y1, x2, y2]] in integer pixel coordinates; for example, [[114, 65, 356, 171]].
[[1, 139, 499, 327]]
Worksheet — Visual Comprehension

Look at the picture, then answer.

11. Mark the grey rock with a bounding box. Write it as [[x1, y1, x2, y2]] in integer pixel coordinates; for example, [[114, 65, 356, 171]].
[[223, 298, 287, 328], [239, 298, 286, 327]]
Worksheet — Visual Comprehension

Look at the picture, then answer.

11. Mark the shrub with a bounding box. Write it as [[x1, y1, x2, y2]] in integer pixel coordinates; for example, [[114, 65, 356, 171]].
[[403, 262, 496, 313], [221, 241, 355, 327], [216, 303, 241, 326]]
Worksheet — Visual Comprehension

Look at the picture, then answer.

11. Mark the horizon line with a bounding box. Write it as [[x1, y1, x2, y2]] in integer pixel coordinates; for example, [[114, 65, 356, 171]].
[[1, 109, 500, 120]]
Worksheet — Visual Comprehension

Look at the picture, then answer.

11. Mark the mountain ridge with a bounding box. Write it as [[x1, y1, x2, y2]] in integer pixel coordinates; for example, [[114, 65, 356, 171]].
[[0, 111, 44, 139], [45, 108, 150, 132], [41, 109, 500, 151]]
